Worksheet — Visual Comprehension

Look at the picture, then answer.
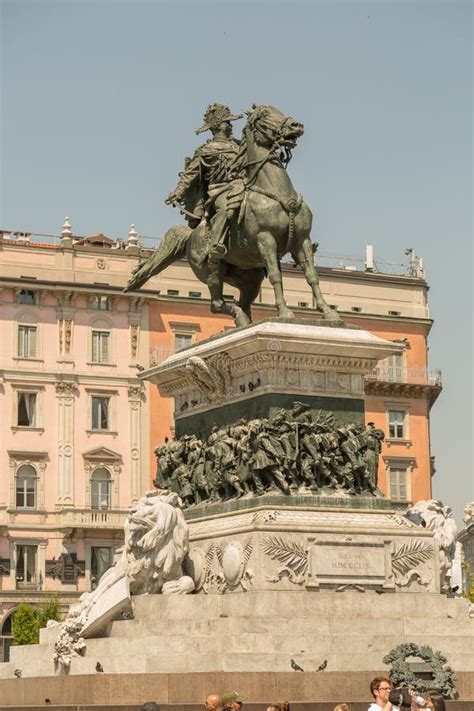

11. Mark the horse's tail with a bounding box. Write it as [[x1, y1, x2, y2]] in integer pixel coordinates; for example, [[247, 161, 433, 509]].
[[124, 224, 191, 292]]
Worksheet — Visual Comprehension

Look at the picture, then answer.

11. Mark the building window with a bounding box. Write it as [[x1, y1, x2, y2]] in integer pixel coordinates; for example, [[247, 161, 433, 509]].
[[18, 290, 36, 305], [15, 465, 37, 509], [91, 330, 110, 363], [298, 301, 309, 308], [174, 333, 193, 352], [91, 546, 113, 588], [389, 410, 406, 439], [1, 614, 13, 663], [351, 306, 362, 312], [17, 392, 37, 427], [387, 353, 405, 382], [92, 296, 109, 311], [17, 325, 37, 358], [167, 289, 179, 296], [188, 291, 201, 298], [90, 468, 112, 509], [389, 467, 409, 502], [91, 396, 110, 431], [15, 545, 38, 589]]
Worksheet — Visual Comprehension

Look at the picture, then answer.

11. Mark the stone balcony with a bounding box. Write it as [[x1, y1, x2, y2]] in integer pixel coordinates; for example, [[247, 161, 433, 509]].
[[364, 365, 442, 404], [59, 508, 130, 530]]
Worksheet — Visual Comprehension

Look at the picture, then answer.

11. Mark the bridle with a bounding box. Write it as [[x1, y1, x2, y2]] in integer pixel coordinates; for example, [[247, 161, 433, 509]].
[[243, 112, 297, 186]]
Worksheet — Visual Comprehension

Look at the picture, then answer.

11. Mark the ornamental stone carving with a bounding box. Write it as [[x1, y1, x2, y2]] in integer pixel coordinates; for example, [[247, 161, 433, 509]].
[[55, 380, 76, 398]]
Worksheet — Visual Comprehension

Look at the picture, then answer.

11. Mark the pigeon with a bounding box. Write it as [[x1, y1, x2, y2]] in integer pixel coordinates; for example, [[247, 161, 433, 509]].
[[121, 611, 133, 620], [375, 588, 386, 595], [316, 659, 328, 672], [95, 662, 104, 673], [291, 658, 304, 672], [14, 669, 22, 678], [135, 364, 145, 372], [45, 700, 51, 704]]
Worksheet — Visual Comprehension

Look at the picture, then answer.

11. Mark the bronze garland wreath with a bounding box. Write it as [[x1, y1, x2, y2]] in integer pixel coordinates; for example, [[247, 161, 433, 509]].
[[383, 643, 457, 699]]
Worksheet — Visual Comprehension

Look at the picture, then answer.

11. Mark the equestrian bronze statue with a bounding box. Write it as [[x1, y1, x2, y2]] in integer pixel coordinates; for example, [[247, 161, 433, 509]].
[[125, 103, 342, 328]]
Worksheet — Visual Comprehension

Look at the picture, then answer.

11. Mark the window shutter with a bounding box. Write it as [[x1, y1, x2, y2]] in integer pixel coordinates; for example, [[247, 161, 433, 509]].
[[390, 468, 408, 501], [101, 333, 109, 362], [18, 327, 25, 357], [28, 327, 37, 358], [92, 332, 98, 362]]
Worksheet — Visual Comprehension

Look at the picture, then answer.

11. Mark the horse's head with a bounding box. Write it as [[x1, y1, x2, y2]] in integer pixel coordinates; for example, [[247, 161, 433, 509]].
[[245, 104, 304, 154]]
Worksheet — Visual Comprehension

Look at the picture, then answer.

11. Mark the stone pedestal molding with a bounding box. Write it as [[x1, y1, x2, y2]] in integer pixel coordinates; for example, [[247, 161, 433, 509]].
[[142, 319, 404, 436]]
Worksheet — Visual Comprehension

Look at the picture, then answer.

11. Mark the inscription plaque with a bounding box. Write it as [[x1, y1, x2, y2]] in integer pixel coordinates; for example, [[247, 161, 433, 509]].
[[306, 537, 394, 590]]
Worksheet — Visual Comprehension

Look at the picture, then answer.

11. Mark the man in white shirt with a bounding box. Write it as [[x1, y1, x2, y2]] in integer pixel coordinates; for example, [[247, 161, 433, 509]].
[[368, 677, 396, 711]]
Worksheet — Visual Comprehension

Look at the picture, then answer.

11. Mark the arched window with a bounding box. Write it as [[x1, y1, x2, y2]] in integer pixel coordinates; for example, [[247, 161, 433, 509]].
[[16, 465, 37, 508], [1, 612, 14, 663], [90, 468, 111, 510]]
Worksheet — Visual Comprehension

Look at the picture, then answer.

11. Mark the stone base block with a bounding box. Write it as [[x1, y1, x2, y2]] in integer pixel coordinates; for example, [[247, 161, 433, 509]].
[[185, 503, 440, 594]]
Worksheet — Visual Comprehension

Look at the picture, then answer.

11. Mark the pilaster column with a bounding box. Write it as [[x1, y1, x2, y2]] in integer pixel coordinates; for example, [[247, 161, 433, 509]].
[[128, 384, 144, 504], [55, 380, 76, 505]]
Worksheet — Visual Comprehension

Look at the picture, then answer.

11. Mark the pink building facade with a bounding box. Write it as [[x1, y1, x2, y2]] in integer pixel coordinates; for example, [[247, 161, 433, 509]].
[[0, 226, 153, 660]]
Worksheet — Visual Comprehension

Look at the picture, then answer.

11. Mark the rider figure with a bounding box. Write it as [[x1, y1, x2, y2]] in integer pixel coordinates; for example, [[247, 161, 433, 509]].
[[166, 104, 242, 264]]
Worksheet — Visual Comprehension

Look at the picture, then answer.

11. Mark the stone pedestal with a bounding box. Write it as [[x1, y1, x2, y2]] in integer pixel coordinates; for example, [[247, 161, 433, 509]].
[[142, 318, 404, 437], [185, 502, 440, 595]]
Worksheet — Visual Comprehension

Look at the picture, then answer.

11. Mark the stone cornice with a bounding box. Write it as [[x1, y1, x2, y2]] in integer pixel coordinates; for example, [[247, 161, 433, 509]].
[[364, 380, 442, 406]]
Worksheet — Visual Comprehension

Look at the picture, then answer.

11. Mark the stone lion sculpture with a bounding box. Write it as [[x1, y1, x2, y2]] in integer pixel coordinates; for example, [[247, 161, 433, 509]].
[[54, 489, 194, 669], [406, 498, 458, 592]]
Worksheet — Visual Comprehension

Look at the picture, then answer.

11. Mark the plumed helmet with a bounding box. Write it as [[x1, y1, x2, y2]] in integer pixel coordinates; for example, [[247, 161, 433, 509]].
[[195, 104, 243, 135]]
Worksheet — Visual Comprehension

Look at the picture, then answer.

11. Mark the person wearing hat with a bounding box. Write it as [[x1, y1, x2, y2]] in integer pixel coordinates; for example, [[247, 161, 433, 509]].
[[221, 690, 245, 711], [166, 103, 243, 270]]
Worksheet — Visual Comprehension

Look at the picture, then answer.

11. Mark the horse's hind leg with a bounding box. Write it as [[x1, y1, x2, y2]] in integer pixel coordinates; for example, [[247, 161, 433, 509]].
[[292, 239, 343, 324], [257, 232, 294, 319], [207, 258, 250, 327]]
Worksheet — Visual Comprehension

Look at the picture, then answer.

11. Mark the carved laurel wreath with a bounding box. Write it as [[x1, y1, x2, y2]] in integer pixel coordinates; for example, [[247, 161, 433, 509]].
[[383, 643, 457, 698]]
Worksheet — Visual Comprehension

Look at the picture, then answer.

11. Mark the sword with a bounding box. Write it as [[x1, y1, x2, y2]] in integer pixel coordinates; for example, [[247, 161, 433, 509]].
[[165, 198, 202, 221]]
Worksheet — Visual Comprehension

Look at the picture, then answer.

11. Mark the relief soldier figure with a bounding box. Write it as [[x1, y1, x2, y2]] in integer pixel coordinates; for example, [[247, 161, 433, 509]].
[[153, 403, 384, 506]]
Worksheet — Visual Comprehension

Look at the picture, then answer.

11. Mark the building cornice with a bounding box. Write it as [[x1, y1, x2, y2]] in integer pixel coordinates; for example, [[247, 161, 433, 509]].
[[365, 380, 442, 406]]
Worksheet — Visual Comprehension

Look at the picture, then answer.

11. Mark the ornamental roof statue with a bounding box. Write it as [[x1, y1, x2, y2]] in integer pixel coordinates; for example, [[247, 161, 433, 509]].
[[195, 104, 243, 135]]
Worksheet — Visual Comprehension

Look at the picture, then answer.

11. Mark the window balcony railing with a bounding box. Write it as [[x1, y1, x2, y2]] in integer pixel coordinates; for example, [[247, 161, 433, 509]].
[[365, 366, 442, 387], [15, 577, 41, 591], [149, 346, 175, 367], [60, 508, 130, 528]]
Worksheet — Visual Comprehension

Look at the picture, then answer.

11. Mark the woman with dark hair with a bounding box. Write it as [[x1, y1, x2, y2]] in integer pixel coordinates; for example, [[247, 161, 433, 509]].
[[424, 691, 446, 711]]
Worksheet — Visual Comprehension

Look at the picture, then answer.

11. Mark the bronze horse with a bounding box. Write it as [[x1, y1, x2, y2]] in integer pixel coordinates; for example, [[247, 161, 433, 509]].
[[125, 104, 341, 327]]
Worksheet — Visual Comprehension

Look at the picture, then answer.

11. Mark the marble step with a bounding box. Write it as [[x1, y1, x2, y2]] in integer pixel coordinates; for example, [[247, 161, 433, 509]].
[[108, 613, 474, 639], [130, 591, 470, 621], [9, 630, 473, 667]]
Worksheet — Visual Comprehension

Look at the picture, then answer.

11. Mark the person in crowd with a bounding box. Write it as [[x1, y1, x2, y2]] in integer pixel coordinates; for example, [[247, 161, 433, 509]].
[[333, 704, 351, 711], [369, 677, 396, 711], [221, 690, 244, 711], [412, 691, 446, 711], [140, 703, 160, 711], [205, 694, 222, 711]]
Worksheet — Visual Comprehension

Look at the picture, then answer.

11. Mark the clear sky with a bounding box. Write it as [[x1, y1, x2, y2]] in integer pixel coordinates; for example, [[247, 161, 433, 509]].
[[1, 0, 472, 524]]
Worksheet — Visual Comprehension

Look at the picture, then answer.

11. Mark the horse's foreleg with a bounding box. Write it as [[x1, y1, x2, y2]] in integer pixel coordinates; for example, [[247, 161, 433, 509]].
[[292, 239, 343, 324], [207, 258, 250, 327], [257, 232, 294, 319]]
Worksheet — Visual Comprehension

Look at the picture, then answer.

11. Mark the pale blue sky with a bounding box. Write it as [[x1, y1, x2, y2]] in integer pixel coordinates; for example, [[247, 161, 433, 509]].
[[1, 0, 472, 524]]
